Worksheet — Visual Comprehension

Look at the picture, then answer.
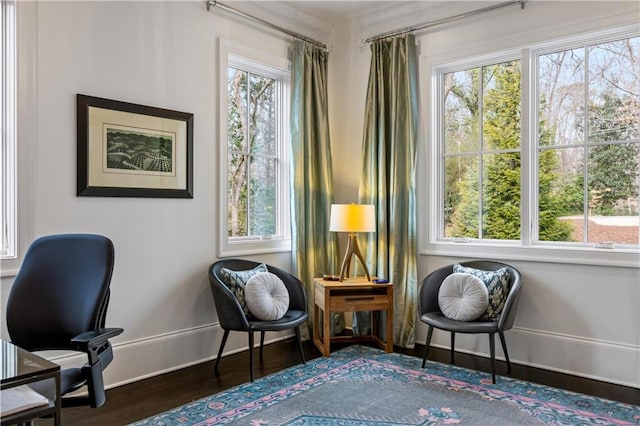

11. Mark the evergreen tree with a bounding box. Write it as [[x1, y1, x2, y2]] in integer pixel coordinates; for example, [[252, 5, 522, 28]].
[[448, 61, 572, 241], [481, 62, 522, 240], [584, 93, 639, 215]]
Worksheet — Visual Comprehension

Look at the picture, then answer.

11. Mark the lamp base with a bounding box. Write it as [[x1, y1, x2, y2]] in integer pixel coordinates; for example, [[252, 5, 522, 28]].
[[339, 233, 371, 282]]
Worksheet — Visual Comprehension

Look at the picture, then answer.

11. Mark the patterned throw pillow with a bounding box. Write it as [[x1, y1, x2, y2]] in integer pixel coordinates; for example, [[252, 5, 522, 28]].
[[452, 264, 511, 321], [220, 264, 268, 316]]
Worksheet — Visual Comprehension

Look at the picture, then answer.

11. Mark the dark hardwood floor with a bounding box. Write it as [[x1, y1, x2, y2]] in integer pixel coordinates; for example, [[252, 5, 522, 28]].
[[45, 338, 639, 425]]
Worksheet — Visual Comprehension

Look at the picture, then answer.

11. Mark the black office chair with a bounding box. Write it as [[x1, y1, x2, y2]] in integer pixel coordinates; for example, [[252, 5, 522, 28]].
[[418, 260, 523, 383], [209, 259, 308, 382], [6, 234, 123, 408]]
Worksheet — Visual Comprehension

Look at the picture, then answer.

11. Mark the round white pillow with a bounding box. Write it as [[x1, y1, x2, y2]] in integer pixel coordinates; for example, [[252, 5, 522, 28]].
[[244, 272, 290, 320], [438, 273, 489, 322]]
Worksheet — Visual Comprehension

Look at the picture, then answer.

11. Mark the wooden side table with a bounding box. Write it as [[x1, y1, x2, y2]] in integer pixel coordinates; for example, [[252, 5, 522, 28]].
[[313, 277, 393, 356]]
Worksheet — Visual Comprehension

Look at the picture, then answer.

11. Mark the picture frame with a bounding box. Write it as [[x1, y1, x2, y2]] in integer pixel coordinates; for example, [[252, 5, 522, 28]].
[[77, 94, 193, 198]]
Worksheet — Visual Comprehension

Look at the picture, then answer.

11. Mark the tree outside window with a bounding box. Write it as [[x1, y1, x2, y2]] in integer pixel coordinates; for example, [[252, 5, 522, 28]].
[[538, 36, 639, 245], [438, 32, 639, 248], [443, 60, 571, 242], [226, 62, 285, 241]]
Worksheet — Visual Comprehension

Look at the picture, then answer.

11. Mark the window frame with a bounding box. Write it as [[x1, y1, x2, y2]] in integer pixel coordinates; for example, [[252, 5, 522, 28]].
[[218, 38, 291, 257], [424, 25, 640, 268], [1, 0, 35, 277], [529, 26, 640, 250], [1, 0, 16, 261], [436, 50, 523, 244]]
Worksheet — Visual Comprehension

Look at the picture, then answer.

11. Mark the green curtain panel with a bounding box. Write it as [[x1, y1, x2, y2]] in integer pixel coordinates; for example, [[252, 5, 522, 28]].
[[290, 40, 341, 339], [356, 34, 419, 348]]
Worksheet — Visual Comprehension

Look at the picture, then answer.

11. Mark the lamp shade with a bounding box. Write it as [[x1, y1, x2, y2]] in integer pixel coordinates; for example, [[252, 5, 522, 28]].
[[329, 204, 376, 233]]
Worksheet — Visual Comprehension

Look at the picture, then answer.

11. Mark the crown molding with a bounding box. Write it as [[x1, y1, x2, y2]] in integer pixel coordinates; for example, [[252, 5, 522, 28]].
[[353, 1, 512, 42], [217, 1, 333, 46]]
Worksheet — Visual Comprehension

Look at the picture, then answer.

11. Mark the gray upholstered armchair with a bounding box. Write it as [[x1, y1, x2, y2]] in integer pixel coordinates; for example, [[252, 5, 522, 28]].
[[418, 260, 523, 383], [208, 259, 308, 382]]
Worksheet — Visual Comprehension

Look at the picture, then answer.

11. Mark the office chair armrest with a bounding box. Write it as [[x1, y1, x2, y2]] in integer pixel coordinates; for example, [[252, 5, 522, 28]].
[[70, 328, 122, 409], [71, 327, 124, 352]]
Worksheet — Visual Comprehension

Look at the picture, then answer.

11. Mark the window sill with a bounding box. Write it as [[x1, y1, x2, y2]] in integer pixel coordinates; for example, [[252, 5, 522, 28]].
[[420, 241, 640, 268], [0, 267, 19, 278], [1, 256, 21, 278], [219, 238, 292, 258]]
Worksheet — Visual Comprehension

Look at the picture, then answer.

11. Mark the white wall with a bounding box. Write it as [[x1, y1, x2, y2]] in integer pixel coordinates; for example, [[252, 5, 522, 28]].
[[331, 1, 640, 388], [0, 0, 313, 389], [1, 0, 638, 393]]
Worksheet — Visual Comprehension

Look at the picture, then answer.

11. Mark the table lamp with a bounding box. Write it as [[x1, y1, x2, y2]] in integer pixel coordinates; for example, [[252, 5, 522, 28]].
[[329, 204, 376, 282]]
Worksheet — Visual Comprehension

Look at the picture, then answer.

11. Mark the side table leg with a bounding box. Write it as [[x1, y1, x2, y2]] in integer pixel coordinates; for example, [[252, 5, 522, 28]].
[[372, 310, 378, 340], [322, 306, 331, 356], [313, 304, 319, 344], [386, 287, 394, 352]]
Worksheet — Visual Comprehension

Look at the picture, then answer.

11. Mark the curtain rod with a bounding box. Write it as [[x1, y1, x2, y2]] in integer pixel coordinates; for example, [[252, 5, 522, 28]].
[[205, 0, 328, 51], [365, 0, 526, 44]]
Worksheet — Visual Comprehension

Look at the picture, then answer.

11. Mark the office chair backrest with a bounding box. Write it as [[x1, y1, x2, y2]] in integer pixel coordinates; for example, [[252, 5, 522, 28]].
[[7, 234, 115, 351]]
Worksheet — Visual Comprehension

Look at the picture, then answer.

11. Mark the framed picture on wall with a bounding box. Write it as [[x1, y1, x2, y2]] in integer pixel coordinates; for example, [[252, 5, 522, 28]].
[[76, 94, 194, 198]]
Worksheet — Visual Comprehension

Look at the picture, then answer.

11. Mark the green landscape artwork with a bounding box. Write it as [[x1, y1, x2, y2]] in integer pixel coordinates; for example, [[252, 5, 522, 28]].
[[105, 127, 174, 174]]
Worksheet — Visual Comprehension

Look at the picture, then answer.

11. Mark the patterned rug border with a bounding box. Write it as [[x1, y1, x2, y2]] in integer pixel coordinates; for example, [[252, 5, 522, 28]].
[[132, 345, 640, 426]]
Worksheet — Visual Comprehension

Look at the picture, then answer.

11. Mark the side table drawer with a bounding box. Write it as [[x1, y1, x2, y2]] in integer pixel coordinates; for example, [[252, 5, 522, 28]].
[[329, 292, 390, 312]]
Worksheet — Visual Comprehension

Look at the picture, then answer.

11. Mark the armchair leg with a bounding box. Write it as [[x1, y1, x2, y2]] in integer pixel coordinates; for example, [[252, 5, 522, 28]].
[[421, 326, 434, 368], [498, 331, 512, 376], [294, 326, 306, 364], [489, 333, 496, 384], [259, 331, 266, 361], [215, 330, 230, 371], [248, 332, 255, 382], [450, 332, 456, 365]]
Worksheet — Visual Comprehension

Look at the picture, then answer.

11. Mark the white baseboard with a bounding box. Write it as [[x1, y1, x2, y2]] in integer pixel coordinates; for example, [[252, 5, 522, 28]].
[[421, 326, 640, 389], [48, 322, 293, 391], [50, 323, 639, 392]]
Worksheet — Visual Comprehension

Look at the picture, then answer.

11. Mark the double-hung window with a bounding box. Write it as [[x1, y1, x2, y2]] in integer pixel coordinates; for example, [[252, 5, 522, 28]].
[[535, 34, 639, 248], [1, 0, 16, 260], [219, 40, 291, 256], [430, 26, 639, 264], [441, 57, 522, 242]]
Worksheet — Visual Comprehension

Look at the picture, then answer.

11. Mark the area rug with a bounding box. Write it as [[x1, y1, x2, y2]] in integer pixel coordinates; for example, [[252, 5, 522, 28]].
[[131, 345, 639, 425]]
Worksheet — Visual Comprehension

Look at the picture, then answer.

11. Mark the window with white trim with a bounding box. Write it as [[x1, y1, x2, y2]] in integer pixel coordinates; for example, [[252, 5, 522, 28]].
[[1, 0, 16, 259], [535, 36, 639, 247], [433, 28, 639, 253], [441, 58, 522, 242], [219, 41, 291, 256]]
